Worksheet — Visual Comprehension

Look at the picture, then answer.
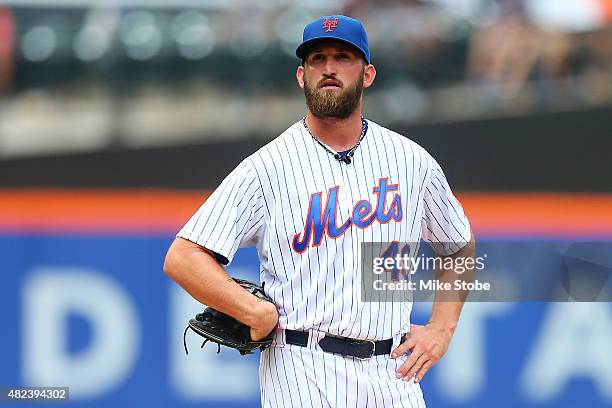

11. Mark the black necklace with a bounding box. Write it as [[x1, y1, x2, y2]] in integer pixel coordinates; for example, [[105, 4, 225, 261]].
[[302, 117, 367, 165]]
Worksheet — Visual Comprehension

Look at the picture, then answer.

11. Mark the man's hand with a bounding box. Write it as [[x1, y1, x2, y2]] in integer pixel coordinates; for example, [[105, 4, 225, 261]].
[[391, 322, 454, 383], [250, 297, 279, 341], [391, 232, 475, 382]]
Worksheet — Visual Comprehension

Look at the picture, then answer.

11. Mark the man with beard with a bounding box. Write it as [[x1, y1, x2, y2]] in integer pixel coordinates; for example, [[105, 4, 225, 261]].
[[164, 15, 475, 407]]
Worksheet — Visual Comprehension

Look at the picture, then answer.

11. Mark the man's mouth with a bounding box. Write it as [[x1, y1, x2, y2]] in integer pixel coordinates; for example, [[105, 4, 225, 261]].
[[320, 79, 342, 89]]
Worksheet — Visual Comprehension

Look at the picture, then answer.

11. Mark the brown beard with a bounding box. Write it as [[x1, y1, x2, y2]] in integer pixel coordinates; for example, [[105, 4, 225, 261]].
[[303, 68, 364, 119]]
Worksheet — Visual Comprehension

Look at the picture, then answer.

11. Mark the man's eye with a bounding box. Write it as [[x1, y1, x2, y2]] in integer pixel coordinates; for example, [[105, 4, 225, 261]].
[[337, 54, 349, 60]]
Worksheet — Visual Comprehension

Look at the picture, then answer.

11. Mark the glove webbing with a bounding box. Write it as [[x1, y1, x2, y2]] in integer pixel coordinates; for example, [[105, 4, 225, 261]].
[[183, 325, 222, 355]]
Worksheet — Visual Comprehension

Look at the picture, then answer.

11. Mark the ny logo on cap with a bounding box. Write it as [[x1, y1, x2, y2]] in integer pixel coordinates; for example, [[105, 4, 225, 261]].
[[323, 17, 338, 32]]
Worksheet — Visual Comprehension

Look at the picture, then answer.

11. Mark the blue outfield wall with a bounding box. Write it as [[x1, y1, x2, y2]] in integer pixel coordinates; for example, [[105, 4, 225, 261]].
[[1, 233, 611, 408]]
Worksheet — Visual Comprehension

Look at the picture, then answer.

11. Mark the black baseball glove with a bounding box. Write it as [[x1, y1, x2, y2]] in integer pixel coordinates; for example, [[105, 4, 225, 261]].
[[183, 278, 277, 355]]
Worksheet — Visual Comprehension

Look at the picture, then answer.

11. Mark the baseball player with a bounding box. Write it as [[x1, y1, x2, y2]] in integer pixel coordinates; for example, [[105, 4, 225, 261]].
[[164, 15, 475, 407]]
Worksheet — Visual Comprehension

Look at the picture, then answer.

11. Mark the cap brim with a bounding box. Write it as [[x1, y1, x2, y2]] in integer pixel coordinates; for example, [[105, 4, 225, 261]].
[[296, 36, 368, 63]]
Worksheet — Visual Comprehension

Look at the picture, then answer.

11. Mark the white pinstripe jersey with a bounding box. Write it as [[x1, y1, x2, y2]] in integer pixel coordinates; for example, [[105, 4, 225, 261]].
[[178, 119, 471, 341]]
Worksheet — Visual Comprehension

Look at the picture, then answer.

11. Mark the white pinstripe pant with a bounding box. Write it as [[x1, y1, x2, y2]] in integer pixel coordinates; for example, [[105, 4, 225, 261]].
[[259, 332, 426, 408]]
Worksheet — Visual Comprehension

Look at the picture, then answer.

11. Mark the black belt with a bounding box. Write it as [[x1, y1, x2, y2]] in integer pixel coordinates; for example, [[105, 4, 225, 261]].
[[285, 329, 404, 360]]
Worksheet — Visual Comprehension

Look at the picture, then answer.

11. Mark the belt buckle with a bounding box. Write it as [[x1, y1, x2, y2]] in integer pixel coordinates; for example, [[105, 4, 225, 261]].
[[353, 340, 376, 360]]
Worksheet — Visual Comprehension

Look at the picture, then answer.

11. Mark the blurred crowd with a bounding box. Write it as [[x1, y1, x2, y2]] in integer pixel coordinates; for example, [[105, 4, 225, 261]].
[[347, 0, 612, 98], [0, 0, 611, 156], [0, 0, 609, 90]]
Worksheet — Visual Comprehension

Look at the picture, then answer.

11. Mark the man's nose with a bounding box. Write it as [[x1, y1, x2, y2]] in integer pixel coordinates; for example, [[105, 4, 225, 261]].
[[322, 58, 337, 75]]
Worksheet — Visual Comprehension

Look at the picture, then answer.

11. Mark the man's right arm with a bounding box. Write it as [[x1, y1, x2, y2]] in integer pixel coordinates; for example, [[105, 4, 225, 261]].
[[163, 237, 278, 340]]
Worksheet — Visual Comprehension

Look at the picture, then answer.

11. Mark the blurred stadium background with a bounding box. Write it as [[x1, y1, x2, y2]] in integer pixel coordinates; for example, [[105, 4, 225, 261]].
[[0, 0, 611, 407]]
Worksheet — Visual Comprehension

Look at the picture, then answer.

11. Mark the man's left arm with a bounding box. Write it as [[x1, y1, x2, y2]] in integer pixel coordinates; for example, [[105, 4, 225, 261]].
[[392, 231, 476, 382]]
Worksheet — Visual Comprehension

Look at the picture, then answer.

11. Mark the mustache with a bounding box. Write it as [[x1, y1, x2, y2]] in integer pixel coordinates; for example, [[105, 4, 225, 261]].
[[318, 76, 343, 88]]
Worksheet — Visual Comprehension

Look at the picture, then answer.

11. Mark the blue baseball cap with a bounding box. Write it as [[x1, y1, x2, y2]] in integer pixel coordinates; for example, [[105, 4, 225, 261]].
[[296, 15, 371, 64]]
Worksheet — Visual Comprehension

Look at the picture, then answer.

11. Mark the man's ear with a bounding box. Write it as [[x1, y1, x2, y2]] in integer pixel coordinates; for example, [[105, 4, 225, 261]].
[[363, 64, 376, 89], [296, 66, 305, 89]]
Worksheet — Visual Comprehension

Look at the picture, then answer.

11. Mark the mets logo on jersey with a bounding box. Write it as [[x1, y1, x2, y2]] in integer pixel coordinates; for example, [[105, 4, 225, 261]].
[[292, 178, 402, 253], [323, 17, 339, 32]]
